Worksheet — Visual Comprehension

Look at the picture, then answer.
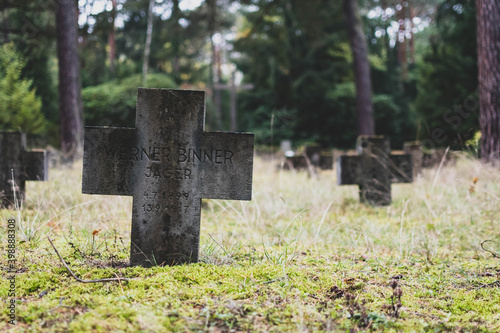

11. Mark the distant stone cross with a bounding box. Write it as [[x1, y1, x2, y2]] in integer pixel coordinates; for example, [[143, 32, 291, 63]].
[[337, 136, 412, 206], [82, 89, 254, 267], [213, 71, 254, 131], [403, 141, 423, 178], [0, 132, 49, 208]]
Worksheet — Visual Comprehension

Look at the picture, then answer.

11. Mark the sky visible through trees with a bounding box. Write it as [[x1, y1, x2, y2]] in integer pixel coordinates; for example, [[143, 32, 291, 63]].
[[79, 0, 207, 28]]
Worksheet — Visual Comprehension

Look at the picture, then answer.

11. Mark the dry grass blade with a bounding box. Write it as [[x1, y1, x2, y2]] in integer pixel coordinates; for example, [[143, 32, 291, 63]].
[[47, 236, 135, 283], [480, 240, 500, 258]]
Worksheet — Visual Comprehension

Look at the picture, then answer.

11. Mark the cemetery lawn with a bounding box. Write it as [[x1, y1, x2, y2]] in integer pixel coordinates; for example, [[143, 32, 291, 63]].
[[1, 154, 500, 332]]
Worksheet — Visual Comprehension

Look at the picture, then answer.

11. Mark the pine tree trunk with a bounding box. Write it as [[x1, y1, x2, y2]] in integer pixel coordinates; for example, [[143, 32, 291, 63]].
[[142, 0, 155, 85], [108, 0, 117, 73], [477, 0, 500, 163], [207, 0, 223, 129], [409, 5, 415, 65], [343, 0, 375, 136], [172, 0, 181, 77], [56, 0, 83, 157], [230, 72, 237, 132], [397, 0, 408, 80]]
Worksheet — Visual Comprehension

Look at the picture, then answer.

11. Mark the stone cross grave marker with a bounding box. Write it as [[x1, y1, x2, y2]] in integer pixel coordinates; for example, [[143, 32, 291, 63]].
[[403, 141, 423, 178], [403, 142, 456, 174], [337, 136, 412, 206], [213, 71, 254, 132], [82, 89, 254, 267], [305, 146, 334, 170], [280, 140, 292, 154], [0, 132, 49, 208]]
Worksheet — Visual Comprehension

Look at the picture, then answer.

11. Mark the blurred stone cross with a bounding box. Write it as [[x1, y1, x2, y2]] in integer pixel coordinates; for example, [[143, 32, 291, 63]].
[[213, 71, 254, 131], [403, 141, 423, 178], [82, 88, 254, 267], [0, 132, 49, 208], [337, 136, 413, 206]]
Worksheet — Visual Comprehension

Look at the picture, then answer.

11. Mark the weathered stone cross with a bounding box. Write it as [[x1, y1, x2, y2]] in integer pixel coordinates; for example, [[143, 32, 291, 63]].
[[82, 89, 254, 267], [337, 136, 412, 206], [213, 71, 254, 131], [0, 132, 49, 208]]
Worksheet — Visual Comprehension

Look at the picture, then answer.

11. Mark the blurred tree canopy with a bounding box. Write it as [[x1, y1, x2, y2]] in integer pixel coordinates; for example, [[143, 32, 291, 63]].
[[234, 0, 353, 146], [0, 0, 480, 150], [83, 73, 177, 127], [413, 0, 478, 149], [0, 0, 58, 142], [233, 0, 419, 147], [0, 43, 46, 134]]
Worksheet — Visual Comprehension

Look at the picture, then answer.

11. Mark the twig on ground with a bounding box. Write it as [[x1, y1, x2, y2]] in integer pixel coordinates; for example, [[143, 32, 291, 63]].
[[474, 280, 500, 290], [262, 275, 288, 285], [480, 240, 500, 258], [306, 293, 320, 300], [408, 311, 442, 320], [48, 297, 71, 312], [47, 237, 135, 283]]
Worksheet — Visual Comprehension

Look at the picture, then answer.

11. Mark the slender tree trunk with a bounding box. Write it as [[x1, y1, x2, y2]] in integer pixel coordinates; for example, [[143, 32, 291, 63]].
[[381, 0, 391, 70], [142, 0, 155, 85], [171, 0, 181, 77], [343, 0, 375, 136], [409, 5, 415, 65], [207, 0, 223, 129], [108, 0, 117, 73], [213, 42, 223, 129], [397, 0, 408, 80], [230, 72, 237, 132], [477, 0, 500, 163], [56, 0, 83, 157]]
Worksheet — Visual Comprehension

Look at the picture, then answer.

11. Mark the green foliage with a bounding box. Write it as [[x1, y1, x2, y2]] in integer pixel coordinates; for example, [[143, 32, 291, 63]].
[[79, 1, 145, 87], [235, 0, 352, 146], [2, 0, 481, 149], [0, 0, 59, 141], [465, 130, 481, 157], [325, 83, 358, 146], [235, 0, 420, 148], [0, 44, 47, 134], [373, 94, 408, 142], [364, 8, 418, 147], [108, 0, 218, 85], [82, 73, 177, 127], [413, 0, 478, 149]]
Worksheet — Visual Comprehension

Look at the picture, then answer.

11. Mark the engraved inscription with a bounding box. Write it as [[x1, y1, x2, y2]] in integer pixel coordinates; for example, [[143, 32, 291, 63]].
[[145, 165, 192, 179], [142, 191, 191, 214], [103, 145, 234, 164], [141, 203, 190, 214], [143, 191, 190, 200]]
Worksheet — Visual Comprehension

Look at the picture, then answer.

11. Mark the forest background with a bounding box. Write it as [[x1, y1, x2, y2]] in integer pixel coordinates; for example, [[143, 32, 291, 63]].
[[0, 0, 479, 151]]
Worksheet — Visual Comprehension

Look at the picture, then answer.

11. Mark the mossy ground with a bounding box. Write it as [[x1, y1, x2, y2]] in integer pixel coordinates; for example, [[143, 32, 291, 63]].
[[1, 153, 500, 332]]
